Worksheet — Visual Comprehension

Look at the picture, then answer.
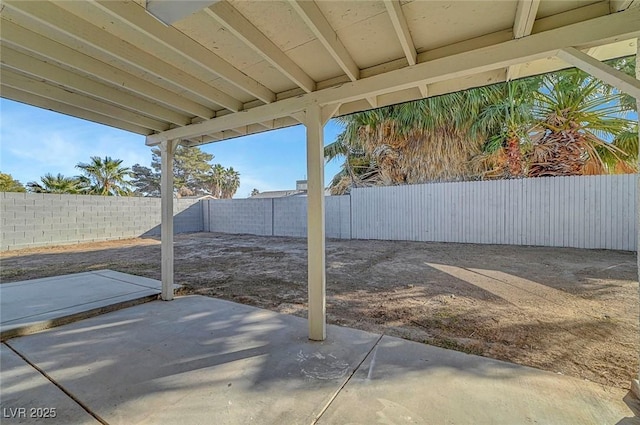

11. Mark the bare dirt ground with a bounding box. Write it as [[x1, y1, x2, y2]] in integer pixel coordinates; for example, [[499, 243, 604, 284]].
[[1, 232, 637, 390]]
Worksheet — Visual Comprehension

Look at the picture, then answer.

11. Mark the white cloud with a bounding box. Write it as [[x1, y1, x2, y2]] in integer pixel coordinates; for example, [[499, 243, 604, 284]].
[[1, 103, 149, 183]]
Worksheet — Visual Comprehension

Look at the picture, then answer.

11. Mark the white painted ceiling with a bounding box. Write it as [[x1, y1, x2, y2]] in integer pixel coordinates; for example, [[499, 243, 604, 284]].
[[0, 0, 638, 146]]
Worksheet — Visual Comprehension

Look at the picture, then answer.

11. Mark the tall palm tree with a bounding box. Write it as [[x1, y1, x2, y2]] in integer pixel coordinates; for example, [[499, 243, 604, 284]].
[[220, 167, 240, 199], [76, 156, 132, 196], [205, 164, 226, 198], [327, 63, 635, 191], [27, 173, 86, 194], [472, 77, 542, 178]]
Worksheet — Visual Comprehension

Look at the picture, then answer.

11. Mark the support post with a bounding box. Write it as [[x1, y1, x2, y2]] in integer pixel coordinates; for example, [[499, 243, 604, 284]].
[[161, 139, 176, 301], [634, 38, 640, 399], [305, 103, 326, 340]]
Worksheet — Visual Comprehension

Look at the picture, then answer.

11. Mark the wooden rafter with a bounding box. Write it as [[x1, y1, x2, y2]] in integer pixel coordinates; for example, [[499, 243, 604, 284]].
[[506, 0, 541, 81], [2, 1, 243, 112], [146, 8, 640, 145], [289, 0, 359, 82], [205, 1, 316, 93]]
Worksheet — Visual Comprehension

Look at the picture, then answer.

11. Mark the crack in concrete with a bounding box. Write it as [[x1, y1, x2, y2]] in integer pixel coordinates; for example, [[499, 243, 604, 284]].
[[311, 333, 385, 425]]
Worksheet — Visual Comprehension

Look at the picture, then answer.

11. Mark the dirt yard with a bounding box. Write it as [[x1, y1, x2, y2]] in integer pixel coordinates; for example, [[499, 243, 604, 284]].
[[1, 232, 637, 390]]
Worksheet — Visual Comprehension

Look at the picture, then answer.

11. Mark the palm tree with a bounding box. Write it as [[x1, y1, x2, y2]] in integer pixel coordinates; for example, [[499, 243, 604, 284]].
[[326, 85, 509, 194], [27, 173, 86, 194], [76, 156, 132, 196], [205, 164, 226, 198], [327, 63, 635, 191], [472, 77, 542, 178], [602, 123, 638, 173], [220, 167, 240, 199], [527, 69, 634, 177]]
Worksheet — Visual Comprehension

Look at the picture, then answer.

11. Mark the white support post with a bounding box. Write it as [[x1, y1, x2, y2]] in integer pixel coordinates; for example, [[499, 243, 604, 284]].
[[634, 38, 640, 399], [161, 139, 176, 301], [305, 103, 326, 341]]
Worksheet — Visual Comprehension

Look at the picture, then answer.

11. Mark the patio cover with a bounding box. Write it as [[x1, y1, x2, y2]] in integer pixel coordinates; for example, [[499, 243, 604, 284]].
[[1, 1, 639, 385]]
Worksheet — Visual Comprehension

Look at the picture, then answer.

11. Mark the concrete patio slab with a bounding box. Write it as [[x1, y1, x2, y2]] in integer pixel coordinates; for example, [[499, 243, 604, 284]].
[[0, 344, 99, 424], [5, 296, 380, 425], [0, 270, 175, 340], [317, 335, 640, 425], [2, 291, 637, 425]]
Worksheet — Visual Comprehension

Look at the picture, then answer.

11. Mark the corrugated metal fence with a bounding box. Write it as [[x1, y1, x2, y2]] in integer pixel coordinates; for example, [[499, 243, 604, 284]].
[[350, 174, 636, 251]]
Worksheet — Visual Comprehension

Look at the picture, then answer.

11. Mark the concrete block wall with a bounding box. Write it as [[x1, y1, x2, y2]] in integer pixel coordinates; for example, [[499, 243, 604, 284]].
[[206, 198, 273, 236], [273, 197, 307, 237], [205, 195, 351, 239], [326, 195, 351, 239], [1, 193, 202, 251]]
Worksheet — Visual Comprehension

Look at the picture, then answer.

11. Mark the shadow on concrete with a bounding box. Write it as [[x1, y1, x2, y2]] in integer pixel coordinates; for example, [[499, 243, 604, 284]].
[[3, 297, 380, 424], [615, 392, 640, 424], [2, 296, 635, 424]]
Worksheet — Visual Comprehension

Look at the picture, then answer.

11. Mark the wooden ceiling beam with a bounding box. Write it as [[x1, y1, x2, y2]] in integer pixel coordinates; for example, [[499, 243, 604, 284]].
[[1, 69, 169, 131], [289, 0, 359, 81], [383, 0, 427, 97], [0, 19, 214, 120], [507, 0, 541, 80], [94, 1, 275, 104], [205, 1, 316, 93], [3, 1, 243, 112], [557, 47, 640, 99], [1, 85, 153, 135], [1, 45, 191, 126], [146, 8, 640, 145]]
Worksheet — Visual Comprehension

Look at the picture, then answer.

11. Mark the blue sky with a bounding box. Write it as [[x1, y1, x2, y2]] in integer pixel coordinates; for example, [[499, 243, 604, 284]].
[[0, 99, 344, 198]]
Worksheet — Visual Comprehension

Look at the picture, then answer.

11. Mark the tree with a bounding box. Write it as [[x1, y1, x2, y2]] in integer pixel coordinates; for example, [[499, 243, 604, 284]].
[[0, 173, 26, 192], [151, 145, 213, 196], [326, 62, 635, 192], [134, 145, 242, 197], [130, 164, 160, 197], [603, 123, 638, 173], [204, 164, 226, 198], [220, 167, 240, 199], [527, 69, 634, 177], [472, 77, 542, 178], [76, 156, 132, 196], [325, 85, 503, 193], [27, 173, 85, 194]]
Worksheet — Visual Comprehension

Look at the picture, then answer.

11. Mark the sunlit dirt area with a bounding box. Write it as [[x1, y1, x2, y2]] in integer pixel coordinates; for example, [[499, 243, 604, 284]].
[[1, 232, 637, 390]]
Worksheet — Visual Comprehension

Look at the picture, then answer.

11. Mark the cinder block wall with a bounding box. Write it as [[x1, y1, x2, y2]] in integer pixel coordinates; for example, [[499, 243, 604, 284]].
[[0, 193, 202, 251], [273, 197, 306, 237], [207, 198, 273, 236], [205, 195, 351, 239]]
